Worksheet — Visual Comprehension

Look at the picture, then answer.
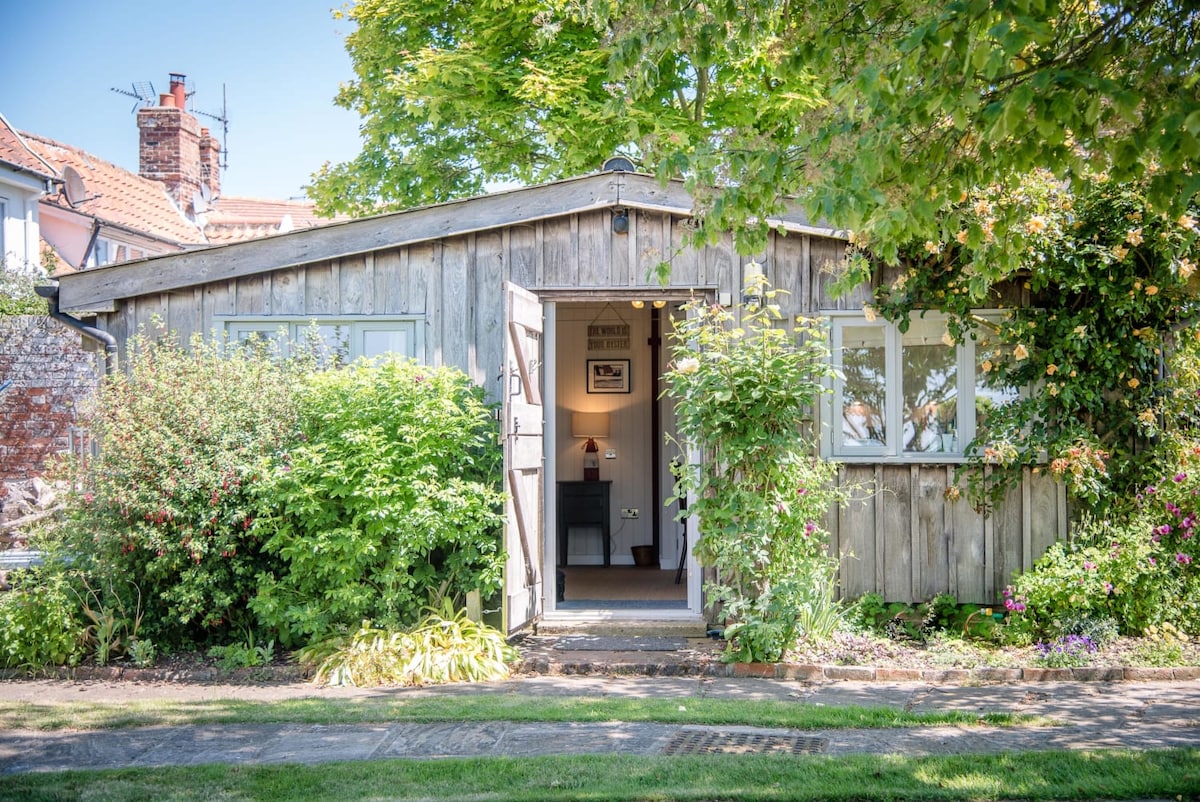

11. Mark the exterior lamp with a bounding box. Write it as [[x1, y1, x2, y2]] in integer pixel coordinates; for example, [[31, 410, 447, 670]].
[[571, 412, 610, 481], [630, 300, 645, 309], [652, 300, 667, 309]]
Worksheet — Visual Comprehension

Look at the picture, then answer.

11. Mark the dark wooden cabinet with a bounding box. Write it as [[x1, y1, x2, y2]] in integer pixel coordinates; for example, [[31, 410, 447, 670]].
[[557, 481, 611, 566]]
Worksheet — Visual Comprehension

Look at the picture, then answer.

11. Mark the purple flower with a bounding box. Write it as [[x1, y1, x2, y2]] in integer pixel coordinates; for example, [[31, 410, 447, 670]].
[[1083, 561, 1097, 571], [1146, 485, 1158, 495], [1175, 472, 1188, 483], [1149, 557, 1157, 566], [1178, 553, 1193, 565], [1104, 582, 1114, 595], [1157, 524, 1173, 536]]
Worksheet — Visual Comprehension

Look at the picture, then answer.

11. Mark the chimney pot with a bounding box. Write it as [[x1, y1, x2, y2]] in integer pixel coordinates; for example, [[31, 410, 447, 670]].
[[169, 73, 187, 112], [159, 93, 175, 108]]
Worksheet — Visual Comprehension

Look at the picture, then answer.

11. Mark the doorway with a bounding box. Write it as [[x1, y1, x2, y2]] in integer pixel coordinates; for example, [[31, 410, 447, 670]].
[[543, 299, 698, 617]]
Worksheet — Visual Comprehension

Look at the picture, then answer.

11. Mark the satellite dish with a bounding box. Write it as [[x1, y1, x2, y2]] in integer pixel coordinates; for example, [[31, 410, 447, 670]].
[[62, 166, 87, 207], [602, 156, 636, 173], [191, 191, 209, 214]]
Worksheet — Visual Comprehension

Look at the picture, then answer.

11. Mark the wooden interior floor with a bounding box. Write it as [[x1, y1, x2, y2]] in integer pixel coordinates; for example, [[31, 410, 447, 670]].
[[560, 566, 687, 601]]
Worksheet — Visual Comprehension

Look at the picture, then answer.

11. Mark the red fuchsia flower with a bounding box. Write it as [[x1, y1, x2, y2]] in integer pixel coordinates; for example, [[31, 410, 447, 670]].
[[1178, 553, 1194, 565]]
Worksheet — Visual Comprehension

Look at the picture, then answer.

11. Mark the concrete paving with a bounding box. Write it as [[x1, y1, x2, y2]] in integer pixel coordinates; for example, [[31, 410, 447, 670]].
[[1, 675, 1198, 773]]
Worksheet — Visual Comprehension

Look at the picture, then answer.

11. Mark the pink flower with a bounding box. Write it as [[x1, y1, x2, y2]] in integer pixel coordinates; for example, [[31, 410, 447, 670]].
[[1083, 561, 1097, 571], [1104, 582, 1114, 595], [1177, 553, 1193, 565]]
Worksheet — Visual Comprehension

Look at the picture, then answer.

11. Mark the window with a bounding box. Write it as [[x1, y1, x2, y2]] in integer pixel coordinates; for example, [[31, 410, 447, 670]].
[[222, 317, 424, 364], [826, 313, 1018, 460]]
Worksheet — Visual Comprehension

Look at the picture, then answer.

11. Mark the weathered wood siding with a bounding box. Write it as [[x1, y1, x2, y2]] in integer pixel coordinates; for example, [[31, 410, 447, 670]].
[[827, 465, 1068, 604], [93, 205, 1064, 605]]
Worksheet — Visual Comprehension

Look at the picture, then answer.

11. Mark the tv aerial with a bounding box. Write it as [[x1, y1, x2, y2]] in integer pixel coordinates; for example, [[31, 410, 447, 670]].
[[110, 81, 156, 112], [193, 83, 230, 171]]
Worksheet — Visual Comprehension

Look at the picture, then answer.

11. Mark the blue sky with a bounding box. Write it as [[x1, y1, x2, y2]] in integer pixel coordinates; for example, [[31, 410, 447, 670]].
[[1, 0, 363, 200]]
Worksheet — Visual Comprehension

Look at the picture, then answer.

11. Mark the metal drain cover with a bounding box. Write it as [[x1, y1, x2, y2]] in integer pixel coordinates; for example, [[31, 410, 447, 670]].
[[663, 730, 828, 755]]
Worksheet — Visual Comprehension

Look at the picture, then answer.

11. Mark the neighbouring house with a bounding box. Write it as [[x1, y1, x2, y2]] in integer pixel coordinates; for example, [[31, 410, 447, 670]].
[[48, 166, 1068, 634], [0, 73, 341, 492]]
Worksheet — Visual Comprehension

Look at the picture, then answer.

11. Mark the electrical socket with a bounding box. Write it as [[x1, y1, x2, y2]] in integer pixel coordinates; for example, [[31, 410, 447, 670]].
[[620, 508, 639, 519]]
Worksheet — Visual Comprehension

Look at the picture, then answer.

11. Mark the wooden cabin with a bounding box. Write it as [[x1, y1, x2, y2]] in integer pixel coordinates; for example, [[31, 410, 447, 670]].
[[53, 170, 1066, 634]]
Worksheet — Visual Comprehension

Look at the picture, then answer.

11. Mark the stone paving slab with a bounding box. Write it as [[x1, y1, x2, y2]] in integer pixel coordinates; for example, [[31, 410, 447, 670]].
[[3, 718, 1198, 773], [2, 676, 1198, 774]]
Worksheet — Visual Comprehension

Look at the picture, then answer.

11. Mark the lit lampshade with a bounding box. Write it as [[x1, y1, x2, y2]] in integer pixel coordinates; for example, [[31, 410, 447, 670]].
[[571, 412, 610, 440], [652, 299, 667, 308], [571, 412, 611, 481], [630, 300, 645, 309]]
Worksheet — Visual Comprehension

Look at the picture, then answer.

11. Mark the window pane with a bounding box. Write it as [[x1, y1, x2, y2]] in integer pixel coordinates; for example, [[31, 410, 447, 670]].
[[840, 325, 887, 447], [362, 328, 410, 359], [975, 338, 1020, 429], [901, 321, 958, 453]]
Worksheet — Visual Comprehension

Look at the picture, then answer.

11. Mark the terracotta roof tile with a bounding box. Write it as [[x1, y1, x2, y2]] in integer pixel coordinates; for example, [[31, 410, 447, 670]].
[[203, 196, 346, 243], [0, 114, 55, 179], [21, 131, 206, 246]]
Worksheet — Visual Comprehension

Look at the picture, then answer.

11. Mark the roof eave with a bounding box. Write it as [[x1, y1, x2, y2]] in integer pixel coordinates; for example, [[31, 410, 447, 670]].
[[57, 172, 845, 312]]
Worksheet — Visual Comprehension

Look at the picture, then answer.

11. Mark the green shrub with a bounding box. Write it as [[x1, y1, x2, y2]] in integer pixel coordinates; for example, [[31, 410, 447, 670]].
[[663, 284, 844, 662], [54, 330, 302, 647], [250, 358, 505, 645], [1011, 511, 1194, 637], [0, 261, 46, 316], [0, 563, 85, 669]]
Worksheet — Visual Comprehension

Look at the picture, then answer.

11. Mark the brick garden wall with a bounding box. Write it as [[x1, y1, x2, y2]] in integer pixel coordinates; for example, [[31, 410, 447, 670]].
[[0, 315, 100, 484]]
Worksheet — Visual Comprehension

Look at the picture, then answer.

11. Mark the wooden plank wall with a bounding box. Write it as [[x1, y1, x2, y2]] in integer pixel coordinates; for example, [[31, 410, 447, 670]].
[[96, 206, 1066, 604], [827, 465, 1068, 604]]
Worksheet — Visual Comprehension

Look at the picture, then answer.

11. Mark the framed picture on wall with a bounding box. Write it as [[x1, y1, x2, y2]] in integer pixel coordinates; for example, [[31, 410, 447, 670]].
[[587, 359, 631, 394]]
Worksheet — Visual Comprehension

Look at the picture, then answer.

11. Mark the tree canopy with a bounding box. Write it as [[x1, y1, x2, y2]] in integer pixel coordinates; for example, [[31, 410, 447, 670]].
[[312, 0, 1198, 272]]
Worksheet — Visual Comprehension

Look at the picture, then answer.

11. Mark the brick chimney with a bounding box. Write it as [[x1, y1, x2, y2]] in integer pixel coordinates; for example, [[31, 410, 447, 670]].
[[199, 127, 221, 200], [137, 74, 219, 213]]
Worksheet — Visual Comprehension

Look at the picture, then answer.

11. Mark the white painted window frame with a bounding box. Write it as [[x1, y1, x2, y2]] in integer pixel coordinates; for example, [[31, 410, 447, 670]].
[[822, 310, 1010, 463], [218, 316, 425, 362]]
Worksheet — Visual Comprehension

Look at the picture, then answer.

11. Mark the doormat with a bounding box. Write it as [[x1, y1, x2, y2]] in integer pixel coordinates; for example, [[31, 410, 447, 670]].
[[552, 635, 689, 651]]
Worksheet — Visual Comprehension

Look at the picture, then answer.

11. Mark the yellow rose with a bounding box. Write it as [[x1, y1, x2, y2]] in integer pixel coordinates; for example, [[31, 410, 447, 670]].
[[1046, 364, 1058, 375], [1013, 344, 1029, 360], [924, 240, 942, 255], [955, 230, 969, 244], [676, 357, 700, 374], [1113, 245, 1129, 260], [1180, 258, 1197, 280], [1128, 377, 1140, 389], [1025, 216, 1048, 234], [981, 360, 993, 373], [1126, 227, 1144, 246], [1145, 285, 1159, 296], [1179, 214, 1196, 231], [863, 304, 877, 322]]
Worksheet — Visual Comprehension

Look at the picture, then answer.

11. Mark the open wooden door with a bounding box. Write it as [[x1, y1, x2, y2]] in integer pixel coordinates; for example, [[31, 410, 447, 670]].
[[502, 282, 545, 635]]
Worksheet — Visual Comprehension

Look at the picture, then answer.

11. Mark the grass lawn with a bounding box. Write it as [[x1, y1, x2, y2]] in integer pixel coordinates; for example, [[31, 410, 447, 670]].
[[0, 749, 1196, 801], [0, 694, 1044, 731]]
